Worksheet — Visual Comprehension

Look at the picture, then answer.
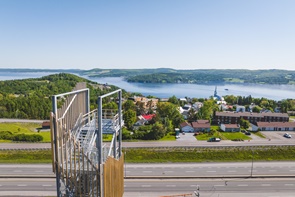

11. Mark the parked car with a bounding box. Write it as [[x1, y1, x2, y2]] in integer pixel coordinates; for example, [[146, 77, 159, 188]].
[[176, 135, 180, 139], [245, 131, 251, 135], [284, 133, 292, 138], [207, 137, 221, 142]]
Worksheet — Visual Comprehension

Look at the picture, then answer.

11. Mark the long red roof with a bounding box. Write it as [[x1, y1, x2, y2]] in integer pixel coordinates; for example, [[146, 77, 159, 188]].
[[142, 114, 155, 120]]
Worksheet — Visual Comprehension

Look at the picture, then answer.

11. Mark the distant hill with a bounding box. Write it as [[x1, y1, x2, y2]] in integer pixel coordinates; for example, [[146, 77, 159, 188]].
[[81, 68, 295, 85], [0, 73, 119, 120], [126, 69, 295, 85], [1, 68, 295, 85]]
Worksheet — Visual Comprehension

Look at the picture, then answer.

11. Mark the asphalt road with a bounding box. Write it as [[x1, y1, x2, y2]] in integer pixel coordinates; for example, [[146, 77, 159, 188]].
[[124, 178, 295, 197], [1, 163, 295, 196], [1, 135, 295, 150], [1, 162, 295, 178], [1, 178, 295, 197], [0, 119, 45, 123]]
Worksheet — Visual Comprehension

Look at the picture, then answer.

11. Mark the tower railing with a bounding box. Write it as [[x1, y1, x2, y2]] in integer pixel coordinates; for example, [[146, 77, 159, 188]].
[[51, 83, 124, 197]]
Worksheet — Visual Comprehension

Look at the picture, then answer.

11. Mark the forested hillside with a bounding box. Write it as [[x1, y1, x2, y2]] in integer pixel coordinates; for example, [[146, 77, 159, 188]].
[[0, 73, 119, 120], [126, 69, 295, 85], [2, 68, 295, 85]]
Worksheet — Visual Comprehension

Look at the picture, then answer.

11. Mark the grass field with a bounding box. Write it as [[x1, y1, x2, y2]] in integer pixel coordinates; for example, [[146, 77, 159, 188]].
[[2, 145, 295, 164], [159, 133, 176, 141], [124, 146, 295, 163], [0, 150, 52, 163], [220, 132, 251, 140], [0, 122, 51, 142]]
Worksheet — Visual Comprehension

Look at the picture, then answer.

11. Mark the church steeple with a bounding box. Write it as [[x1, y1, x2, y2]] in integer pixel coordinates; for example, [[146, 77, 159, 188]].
[[214, 86, 217, 97]]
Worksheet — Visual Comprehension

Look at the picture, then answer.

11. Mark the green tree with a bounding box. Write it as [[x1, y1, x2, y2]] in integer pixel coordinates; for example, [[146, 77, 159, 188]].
[[103, 101, 118, 109], [123, 109, 137, 130], [239, 118, 250, 129], [123, 100, 136, 111], [197, 99, 216, 120], [145, 123, 166, 140], [156, 102, 184, 128], [168, 95, 179, 105], [252, 106, 262, 113]]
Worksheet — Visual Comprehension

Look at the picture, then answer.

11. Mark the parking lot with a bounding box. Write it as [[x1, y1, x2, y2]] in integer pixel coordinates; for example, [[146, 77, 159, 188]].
[[176, 132, 197, 142], [176, 131, 295, 143], [261, 131, 294, 140]]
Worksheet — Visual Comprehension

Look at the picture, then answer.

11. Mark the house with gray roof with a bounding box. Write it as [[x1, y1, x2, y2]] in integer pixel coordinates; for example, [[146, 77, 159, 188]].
[[251, 122, 295, 131]]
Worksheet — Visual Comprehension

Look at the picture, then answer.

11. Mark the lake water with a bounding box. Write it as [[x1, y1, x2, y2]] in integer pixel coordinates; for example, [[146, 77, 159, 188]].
[[1, 71, 295, 101], [88, 77, 295, 101]]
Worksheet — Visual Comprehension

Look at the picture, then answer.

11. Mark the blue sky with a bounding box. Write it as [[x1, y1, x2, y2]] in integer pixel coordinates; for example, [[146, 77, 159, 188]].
[[0, 0, 295, 70]]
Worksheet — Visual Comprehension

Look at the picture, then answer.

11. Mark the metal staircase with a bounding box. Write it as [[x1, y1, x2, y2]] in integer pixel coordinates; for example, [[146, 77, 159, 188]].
[[51, 86, 124, 197]]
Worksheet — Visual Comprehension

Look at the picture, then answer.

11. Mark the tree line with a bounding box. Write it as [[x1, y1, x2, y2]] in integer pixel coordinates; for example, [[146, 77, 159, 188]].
[[0, 73, 120, 120], [126, 69, 295, 85]]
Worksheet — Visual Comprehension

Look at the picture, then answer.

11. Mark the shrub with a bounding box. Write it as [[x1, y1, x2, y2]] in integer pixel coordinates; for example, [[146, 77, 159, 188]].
[[0, 131, 14, 140], [12, 134, 43, 142]]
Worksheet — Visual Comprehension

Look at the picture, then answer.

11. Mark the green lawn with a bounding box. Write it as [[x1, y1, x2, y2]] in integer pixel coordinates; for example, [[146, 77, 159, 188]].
[[0, 122, 41, 133], [103, 134, 114, 142], [1, 145, 295, 164], [0, 122, 52, 142], [160, 133, 176, 141], [220, 132, 251, 140], [196, 130, 252, 141], [0, 150, 52, 163], [196, 130, 223, 141]]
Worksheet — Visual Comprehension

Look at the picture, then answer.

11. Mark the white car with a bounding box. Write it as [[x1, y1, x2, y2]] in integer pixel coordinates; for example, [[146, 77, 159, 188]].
[[283, 133, 292, 138]]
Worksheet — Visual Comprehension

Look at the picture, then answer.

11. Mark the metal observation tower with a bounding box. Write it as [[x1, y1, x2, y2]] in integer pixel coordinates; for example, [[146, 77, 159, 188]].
[[50, 83, 124, 197]]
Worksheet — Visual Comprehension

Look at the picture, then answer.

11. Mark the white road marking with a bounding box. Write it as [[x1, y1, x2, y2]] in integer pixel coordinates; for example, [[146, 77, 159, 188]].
[[143, 171, 152, 173], [166, 185, 176, 187], [214, 185, 224, 187], [284, 184, 294, 186], [42, 185, 52, 187], [238, 184, 248, 186], [206, 171, 216, 172], [14, 170, 22, 172], [261, 184, 271, 186], [186, 171, 195, 173], [17, 184, 27, 187], [141, 185, 151, 187]]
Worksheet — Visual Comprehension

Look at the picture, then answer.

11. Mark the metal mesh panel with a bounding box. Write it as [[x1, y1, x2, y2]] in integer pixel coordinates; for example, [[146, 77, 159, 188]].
[[51, 83, 124, 197]]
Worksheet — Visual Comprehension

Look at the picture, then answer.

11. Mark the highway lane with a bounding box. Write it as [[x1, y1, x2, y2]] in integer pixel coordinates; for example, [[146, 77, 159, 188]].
[[0, 119, 45, 123], [124, 178, 295, 197], [0, 178, 56, 197], [1, 162, 295, 178], [1, 178, 295, 197], [0, 137, 295, 150], [125, 162, 295, 178], [0, 164, 54, 177]]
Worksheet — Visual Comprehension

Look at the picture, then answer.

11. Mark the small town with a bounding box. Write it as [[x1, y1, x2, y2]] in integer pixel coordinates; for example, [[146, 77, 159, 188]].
[[1, 0, 295, 197]]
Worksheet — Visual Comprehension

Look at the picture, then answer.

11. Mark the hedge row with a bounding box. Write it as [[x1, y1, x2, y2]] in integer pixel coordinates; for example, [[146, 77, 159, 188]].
[[0, 131, 43, 142]]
